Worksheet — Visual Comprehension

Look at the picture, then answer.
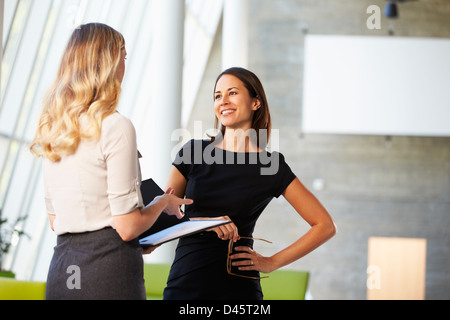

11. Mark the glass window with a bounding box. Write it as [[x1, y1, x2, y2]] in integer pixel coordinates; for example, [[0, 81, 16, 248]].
[[1, 0, 223, 280]]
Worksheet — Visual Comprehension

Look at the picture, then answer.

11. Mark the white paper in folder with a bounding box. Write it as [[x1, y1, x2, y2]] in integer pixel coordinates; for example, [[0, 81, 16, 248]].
[[139, 219, 231, 247]]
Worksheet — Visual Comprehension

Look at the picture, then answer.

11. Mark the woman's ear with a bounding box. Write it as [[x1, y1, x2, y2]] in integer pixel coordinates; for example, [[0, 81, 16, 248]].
[[252, 97, 261, 111]]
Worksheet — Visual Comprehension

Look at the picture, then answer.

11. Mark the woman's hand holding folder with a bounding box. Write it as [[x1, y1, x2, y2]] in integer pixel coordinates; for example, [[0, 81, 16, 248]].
[[190, 215, 240, 242]]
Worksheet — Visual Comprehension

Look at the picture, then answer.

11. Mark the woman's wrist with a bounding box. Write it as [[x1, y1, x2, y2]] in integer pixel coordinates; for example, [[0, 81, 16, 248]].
[[267, 254, 284, 273], [149, 194, 168, 211]]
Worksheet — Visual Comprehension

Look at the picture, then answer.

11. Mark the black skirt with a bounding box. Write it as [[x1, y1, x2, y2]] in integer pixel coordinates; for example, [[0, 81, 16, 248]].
[[45, 227, 146, 300], [163, 232, 263, 300]]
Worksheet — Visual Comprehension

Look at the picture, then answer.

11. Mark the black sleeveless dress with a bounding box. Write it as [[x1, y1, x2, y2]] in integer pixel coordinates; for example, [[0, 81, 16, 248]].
[[163, 139, 296, 300]]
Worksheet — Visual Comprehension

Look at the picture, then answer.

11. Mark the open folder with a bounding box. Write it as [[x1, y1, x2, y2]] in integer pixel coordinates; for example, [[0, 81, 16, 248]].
[[138, 178, 230, 247], [140, 219, 231, 247]]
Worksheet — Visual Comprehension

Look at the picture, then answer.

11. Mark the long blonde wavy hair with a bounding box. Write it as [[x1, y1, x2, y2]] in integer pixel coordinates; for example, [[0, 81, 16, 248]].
[[30, 23, 125, 162]]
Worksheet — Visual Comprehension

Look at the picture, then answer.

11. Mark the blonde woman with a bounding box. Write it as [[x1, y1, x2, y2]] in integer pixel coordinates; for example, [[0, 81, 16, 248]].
[[30, 23, 192, 300]]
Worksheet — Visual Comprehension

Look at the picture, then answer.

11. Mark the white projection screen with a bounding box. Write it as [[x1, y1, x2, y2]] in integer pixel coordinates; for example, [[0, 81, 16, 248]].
[[302, 35, 450, 136]]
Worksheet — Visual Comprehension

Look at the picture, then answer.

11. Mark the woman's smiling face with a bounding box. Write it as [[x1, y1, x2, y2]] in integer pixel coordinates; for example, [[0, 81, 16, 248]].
[[214, 74, 260, 131]]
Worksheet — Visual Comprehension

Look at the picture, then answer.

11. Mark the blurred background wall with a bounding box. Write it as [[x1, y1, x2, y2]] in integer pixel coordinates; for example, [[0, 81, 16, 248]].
[[188, 0, 450, 299]]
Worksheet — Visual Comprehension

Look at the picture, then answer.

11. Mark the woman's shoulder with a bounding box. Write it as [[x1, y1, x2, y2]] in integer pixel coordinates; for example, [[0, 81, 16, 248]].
[[100, 112, 136, 146], [173, 139, 210, 166], [102, 111, 133, 126], [101, 112, 135, 135]]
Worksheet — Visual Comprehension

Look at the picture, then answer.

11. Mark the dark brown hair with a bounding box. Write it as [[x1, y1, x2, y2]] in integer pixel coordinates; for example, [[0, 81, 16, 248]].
[[212, 67, 271, 148]]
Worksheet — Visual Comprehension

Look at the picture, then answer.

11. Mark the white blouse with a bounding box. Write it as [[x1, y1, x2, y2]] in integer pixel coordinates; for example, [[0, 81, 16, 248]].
[[43, 112, 144, 235]]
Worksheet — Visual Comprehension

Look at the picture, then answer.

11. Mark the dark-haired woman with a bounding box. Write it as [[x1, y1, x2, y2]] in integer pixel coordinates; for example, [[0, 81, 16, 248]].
[[163, 67, 336, 300]]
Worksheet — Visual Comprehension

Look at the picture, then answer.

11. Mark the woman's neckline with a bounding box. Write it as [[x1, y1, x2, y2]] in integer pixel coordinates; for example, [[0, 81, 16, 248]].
[[211, 142, 264, 154]]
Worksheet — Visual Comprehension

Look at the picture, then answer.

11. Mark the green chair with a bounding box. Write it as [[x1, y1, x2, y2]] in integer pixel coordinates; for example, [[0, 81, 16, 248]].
[[0, 277, 46, 300], [261, 269, 309, 300], [143, 263, 171, 300], [143, 263, 309, 300]]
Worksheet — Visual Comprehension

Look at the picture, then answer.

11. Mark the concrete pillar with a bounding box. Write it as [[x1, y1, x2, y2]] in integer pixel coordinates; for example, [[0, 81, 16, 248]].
[[142, 0, 184, 187], [0, 0, 4, 92], [222, 0, 248, 70], [139, 0, 184, 265]]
